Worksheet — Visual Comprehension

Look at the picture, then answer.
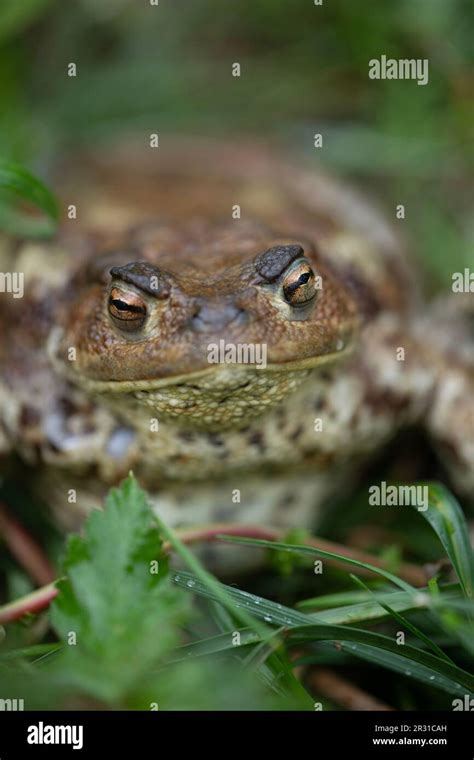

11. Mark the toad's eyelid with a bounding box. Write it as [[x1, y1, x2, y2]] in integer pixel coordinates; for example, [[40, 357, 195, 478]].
[[254, 244, 305, 282], [110, 261, 171, 298]]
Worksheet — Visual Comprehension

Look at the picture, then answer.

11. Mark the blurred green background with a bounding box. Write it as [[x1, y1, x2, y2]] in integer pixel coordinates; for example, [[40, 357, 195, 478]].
[[0, 0, 472, 288]]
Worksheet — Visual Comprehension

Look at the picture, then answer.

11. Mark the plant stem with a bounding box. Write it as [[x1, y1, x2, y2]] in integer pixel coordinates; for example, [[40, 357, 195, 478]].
[[0, 582, 59, 624], [0, 502, 56, 585], [164, 523, 429, 586]]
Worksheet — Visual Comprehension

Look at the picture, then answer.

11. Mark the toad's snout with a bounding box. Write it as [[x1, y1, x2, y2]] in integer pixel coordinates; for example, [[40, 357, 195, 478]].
[[190, 299, 248, 332]]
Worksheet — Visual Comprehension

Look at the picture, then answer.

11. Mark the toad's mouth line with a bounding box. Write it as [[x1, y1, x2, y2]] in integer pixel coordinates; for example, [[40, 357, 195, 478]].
[[48, 332, 352, 394]]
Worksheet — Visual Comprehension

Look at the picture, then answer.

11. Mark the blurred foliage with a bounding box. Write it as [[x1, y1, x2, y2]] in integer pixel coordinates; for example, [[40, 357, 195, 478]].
[[0, 0, 472, 283], [0, 160, 59, 236], [1, 476, 473, 710]]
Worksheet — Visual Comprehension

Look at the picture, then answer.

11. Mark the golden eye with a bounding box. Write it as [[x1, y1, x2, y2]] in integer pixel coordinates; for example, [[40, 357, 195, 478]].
[[108, 287, 147, 331], [282, 260, 317, 306]]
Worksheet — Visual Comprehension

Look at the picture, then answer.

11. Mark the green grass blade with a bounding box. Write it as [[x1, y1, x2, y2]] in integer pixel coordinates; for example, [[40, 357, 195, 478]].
[[172, 570, 309, 627], [351, 575, 455, 664], [173, 571, 464, 629], [154, 517, 270, 638], [298, 583, 460, 613], [170, 615, 473, 698], [297, 589, 381, 611], [168, 629, 261, 661], [218, 535, 415, 592], [299, 639, 470, 701], [172, 571, 473, 697], [0, 643, 61, 663], [419, 483, 474, 601], [0, 161, 59, 238], [288, 624, 474, 698]]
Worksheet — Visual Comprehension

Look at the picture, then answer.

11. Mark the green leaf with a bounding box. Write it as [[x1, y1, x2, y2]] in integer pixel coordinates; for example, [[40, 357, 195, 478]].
[[50, 475, 189, 700], [0, 161, 59, 238], [417, 483, 474, 602]]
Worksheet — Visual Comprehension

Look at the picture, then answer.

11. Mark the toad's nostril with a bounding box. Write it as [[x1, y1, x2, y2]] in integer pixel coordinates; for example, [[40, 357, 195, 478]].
[[191, 301, 248, 332]]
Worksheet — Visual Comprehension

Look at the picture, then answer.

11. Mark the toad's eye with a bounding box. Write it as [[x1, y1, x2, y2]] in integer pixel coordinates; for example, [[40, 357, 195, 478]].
[[108, 287, 147, 331], [282, 260, 317, 307]]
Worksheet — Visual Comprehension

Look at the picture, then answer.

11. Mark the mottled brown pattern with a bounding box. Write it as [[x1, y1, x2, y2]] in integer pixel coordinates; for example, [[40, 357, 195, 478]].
[[0, 138, 472, 559]]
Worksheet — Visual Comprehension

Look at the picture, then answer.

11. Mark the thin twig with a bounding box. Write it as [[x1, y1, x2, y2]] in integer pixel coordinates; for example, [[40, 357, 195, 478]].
[[0, 520, 429, 625], [164, 523, 429, 586], [0, 502, 56, 586], [0, 582, 59, 624]]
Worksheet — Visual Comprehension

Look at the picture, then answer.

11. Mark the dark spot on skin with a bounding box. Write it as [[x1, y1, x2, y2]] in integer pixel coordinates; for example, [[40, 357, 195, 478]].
[[19, 405, 41, 427], [364, 388, 411, 415], [290, 425, 304, 441], [254, 245, 304, 282], [59, 396, 95, 416], [249, 431, 266, 451], [178, 431, 195, 442], [314, 397, 325, 411], [59, 397, 77, 415], [170, 454, 193, 465], [208, 433, 224, 447], [303, 450, 335, 467]]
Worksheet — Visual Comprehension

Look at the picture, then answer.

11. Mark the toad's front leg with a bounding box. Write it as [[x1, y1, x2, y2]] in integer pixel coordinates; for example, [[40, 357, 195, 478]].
[[359, 295, 473, 499], [417, 293, 474, 497]]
